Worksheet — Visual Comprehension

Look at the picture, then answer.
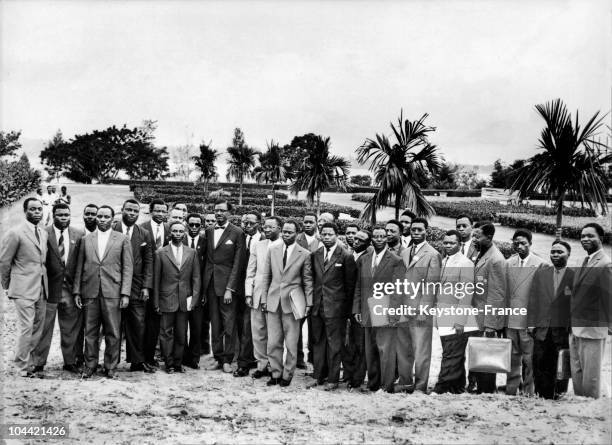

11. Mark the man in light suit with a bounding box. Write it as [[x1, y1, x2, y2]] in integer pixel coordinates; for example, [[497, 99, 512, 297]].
[[353, 226, 406, 392], [528, 240, 574, 400], [569, 222, 612, 399], [470, 221, 507, 393], [31, 203, 84, 375], [434, 230, 478, 394], [153, 221, 201, 373], [261, 219, 313, 387], [399, 210, 416, 248], [309, 222, 357, 391], [112, 199, 154, 373], [245, 216, 283, 378], [505, 229, 544, 395], [202, 199, 246, 373], [73, 205, 133, 379], [397, 217, 441, 393], [456, 215, 478, 262], [0, 197, 48, 377], [386, 219, 405, 256]]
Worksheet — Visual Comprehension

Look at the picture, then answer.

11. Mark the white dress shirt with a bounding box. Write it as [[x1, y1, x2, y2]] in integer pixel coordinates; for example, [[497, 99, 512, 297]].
[[371, 247, 387, 269], [151, 220, 165, 244], [401, 235, 411, 248], [171, 243, 183, 267], [322, 242, 337, 263], [53, 225, 70, 263], [97, 229, 112, 258], [214, 222, 228, 248], [121, 222, 134, 239], [460, 238, 473, 256], [26, 221, 40, 244], [245, 231, 262, 251], [283, 242, 296, 265]]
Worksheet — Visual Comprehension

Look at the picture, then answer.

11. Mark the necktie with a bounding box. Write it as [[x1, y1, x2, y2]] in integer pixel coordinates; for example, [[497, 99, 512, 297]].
[[190, 238, 195, 249], [282, 246, 287, 268], [461, 242, 465, 254], [126, 226, 132, 240], [519, 259, 524, 268], [175, 246, 182, 266], [372, 254, 379, 274], [34, 227, 40, 244], [155, 225, 162, 248], [324, 248, 330, 266], [247, 235, 252, 252], [553, 269, 560, 294], [408, 245, 415, 263], [58, 230, 65, 265], [441, 257, 448, 275]]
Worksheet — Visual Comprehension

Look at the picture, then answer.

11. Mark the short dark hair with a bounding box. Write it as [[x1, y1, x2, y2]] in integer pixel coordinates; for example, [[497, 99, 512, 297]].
[[401, 209, 416, 219], [411, 217, 429, 229], [345, 223, 359, 232], [303, 212, 317, 221], [83, 203, 98, 212], [512, 228, 532, 243], [283, 218, 299, 232], [474, 221, 495, 237], [122, 198, 140, 209], [173, 202, 187, 209], [265, 216, 283, 228], [456, 214, 473, 224], [98, 205, 115, 218], [52, 203, 70, 215], [385, 219, 403, 232], [243, 211, 261, 222], [444, 229, 461, 242], [358, 229, 372, 243], [23, 197, 42, 212], [149, 199, 167, 213], [582, 222, 604, 238], [320, 222, 339, 234], [214, 198, 233, 211], [169, 220, 186, 231], [552, 240, 571, 254], [186, 213, 202, 223], [372, 224, 387, 235]]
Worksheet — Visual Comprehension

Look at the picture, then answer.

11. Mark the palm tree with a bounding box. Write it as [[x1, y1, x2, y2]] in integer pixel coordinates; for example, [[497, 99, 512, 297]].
[[226, 128, 258, 206], [192, 140, 218, 196], [509, 99, 610, 235], [253, 140, 292, 215], [290, 135, 350, 216], [356, 110, 442, 222]]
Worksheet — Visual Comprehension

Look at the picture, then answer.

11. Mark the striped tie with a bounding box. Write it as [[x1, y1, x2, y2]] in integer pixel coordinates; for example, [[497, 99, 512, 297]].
[[58, 230, 65, 265]]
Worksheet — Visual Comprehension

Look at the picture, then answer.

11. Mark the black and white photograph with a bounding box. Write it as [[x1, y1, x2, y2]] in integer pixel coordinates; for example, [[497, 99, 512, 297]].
[[0, 0, 611, 443]]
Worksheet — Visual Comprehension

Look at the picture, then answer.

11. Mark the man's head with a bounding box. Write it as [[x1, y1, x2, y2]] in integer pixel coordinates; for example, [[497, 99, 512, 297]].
[[512, 229, 532, 259], [371, 225, 387, 252], [400, 210, 416, 237], [242, 212, 260, 236], [52, 203, 71, 230], [455, 215, 473, 242], [353, 229, 372, 254], [96, 205, 114, 232], [318, 212, 334, 232], [410, 217, 429, 245], [282, 219, 299, 246], [344, 223, 359, 248], [385, 220, 402, 247], [83, 203, 99, 231], [263, 216, 283, 241], [46, 185, 53, 194], [186, 213, 203, 238], [173, 203, 188, 219], [214, 199, 232, 226], [168, 208, 185, 224], [61, 186, 67, 194], [320, 223, 339, 249], [443, 229, 461, 257], [302, 213, 317, 236], [122, 199, 140, 227], [580, 222, 604, 254], [149, 199, 168, 224], [204, 213, 216, 230], [23, 197, 43, 225], [472, 222, 495, 250], [550, 240, 571, 268], [169, 221, 186, 245]]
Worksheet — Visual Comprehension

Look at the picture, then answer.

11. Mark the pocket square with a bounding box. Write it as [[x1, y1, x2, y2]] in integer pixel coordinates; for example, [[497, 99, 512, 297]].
[[140, 242, 147, 246], [225, 239, 234, 245], [334, 263, 342, 267]]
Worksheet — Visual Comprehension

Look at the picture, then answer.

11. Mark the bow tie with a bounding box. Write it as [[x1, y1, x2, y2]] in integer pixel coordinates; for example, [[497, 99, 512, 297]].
[[214, 225, 225, 230]]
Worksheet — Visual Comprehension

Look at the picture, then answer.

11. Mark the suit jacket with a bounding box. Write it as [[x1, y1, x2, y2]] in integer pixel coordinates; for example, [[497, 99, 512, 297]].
[[296, 232, 320, 253], [505, 253, 545, 329], [182, 235, 206, 268], [153, 244, 201, 313], [463, 239, 479, 263], [311, 244, 357, 318], [73, 230, 133, 299], [387, 242, 405, 257], [112, 221, 153, 299], [245, 238, 282, 307], [472, 244, 507, 330], [261, 242, 313, 317], [139, 220, 171, 250], [527, 265, 574, 341], [236, 231, 262, 296], [436, 252, 477, 331], [400, 241, 442, 311], [0, 222, 49, 301], [352, 249, 405, 327], [45, 225, 83, 304], [202, 223, 246, 296], [571, 249, 612, 339]]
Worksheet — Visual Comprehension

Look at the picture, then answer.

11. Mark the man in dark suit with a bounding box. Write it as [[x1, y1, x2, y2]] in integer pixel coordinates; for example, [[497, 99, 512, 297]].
[[139, 198, 170, 368], [386, 219, 405, 256], [343, 223, 359, 251], [31, 203, 84, 375], [74, 205, 133, 379], [352, 226, 406, 392], [456, 215, 478, 262], [113, 199, 154, 373], [182, 212, 206, 369], [399, 210, 416, 248], [528, 240, 574, 400], [308, 223, 357, 391], [202, 199, 246, 373], [153, 221, 202, 373], [82, 203, 99, 233]]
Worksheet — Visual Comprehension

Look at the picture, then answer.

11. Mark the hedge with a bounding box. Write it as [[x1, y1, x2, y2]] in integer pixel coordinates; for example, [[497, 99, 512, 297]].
[[132, 185, 288, 199], [187, 203, 362, 219], [134, 190, 288, 204]]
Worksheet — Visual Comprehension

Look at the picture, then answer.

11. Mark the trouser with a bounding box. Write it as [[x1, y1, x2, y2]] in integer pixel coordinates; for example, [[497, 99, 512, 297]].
[[397, 320, 433, 392], [364, 327, 381, 390], [569, 333, 606, 399], [434, 332, 468, 394], [471, 330, 500, 394], [296, 317, 309, 364], [83, 297, 121, 371], [250, 307, 268, 371], [208, 285, 237, 364], [12, 296, 46, 372], [124, 299, 146, 364], [505, 327, 534, 395], [143, 297, 161, 363], [183, 304, 203, 365], [342, 318, 367, 386], [236, 297, 256, 368], [200, 301, 211, 354], [31, 297, 83, 367], [374, 327, 398, 392], [266, 308, 300, 381], [311, 312, 345, 384], [160, 311, 188, 368], [533, 328, 569, 400]]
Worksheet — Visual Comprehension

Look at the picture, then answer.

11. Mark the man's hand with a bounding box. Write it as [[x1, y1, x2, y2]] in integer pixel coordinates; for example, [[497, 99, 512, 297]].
[[120, 295, 130, 309], [3, 288, 9, 299], [354, 313, 362, 324], [305, 306, 312, 317], [260, 303, 267, 312], [453, 323, 464, 335], [154, 304, 161, 314], [74, 294, 82, 309], [140, 288, 149, 301], [245, 296, 253, 308], [223, 290, 233, 304]]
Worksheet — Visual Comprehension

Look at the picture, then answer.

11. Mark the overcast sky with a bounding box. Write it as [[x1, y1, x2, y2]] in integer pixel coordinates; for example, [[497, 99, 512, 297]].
[[1, 0, 610, 166]]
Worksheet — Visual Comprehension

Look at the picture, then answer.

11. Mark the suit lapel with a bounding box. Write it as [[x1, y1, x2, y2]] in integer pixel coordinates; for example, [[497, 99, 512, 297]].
[[23, 224, 42, 252], [373, 251, 391, 279], [165, 246, 181, 270], [575, 251, 603, 286], [324, 247, 342, 273], [215, 226, 231, 250], [101, 231, 117, 261], [91, 231, 101, 261], [47, 227, 62, 261]]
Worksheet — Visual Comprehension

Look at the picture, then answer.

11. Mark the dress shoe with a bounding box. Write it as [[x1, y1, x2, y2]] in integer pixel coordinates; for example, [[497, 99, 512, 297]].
[[174, 365, 185, 373], [251, 369, 270, 379], [130, 363, 145, 372], [82, 367, 96, 378], [296, 362, 307, 370], [466, 382, 477, 393], [393, 383, 414, 394], [324, 382, 339, 391], [222, 363, 232, 373], [200, 346, 211, 356], [266, 377, 281, 386], [347, 382, 363, 390], [103, 368, 117, 379], [165, 366, 175, 374], [184, 360, 200, 370], [233, 367, 249, 377], [306, 379, 325, 389], [146, 359, 160, 368], [304, 372, 314, 378], [32, 365, 44, 372], [142, 362, 156, 373], [279, 378, 291, 387], [63, 364, 81, 374]]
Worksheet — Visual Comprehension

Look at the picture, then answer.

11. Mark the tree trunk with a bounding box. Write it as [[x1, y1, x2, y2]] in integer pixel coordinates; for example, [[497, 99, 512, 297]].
[[316, 191, 321, 217], [271, 183, 276, 216], [555, 191, 566, 240], [239, 174, 243, 206], [395, 193, 401, 220]]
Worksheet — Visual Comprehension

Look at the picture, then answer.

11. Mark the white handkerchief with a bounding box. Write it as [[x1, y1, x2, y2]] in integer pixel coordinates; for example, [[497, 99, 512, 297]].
[[225, 239, 234, 245], [334, 263, 342, 267], [140, 242, 147, 246], [186, 296, 193, 311]]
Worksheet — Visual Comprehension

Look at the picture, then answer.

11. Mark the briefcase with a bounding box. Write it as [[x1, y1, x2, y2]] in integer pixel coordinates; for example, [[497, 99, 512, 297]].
[[467, 336, 511, 373], [556, 349, 571, 380]]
